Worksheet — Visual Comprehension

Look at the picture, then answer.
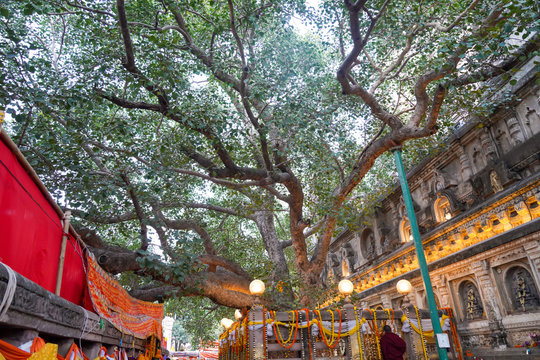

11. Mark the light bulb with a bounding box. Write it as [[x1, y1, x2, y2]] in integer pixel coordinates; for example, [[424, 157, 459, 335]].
[[396, 279, 412, 295], [249, 279, 265, 296], [338, 279, 354, 296], [220, 318, 234, 330], [235, 309, 242, 320], [445, 212, 451, 220]]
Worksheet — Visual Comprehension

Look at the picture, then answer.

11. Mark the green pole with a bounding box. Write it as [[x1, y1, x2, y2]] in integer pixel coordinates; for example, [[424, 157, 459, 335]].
[[393, 149, 448, 360]]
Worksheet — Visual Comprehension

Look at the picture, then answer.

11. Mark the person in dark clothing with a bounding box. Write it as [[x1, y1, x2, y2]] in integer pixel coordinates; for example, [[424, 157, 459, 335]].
[[380, 325, 407, 360]]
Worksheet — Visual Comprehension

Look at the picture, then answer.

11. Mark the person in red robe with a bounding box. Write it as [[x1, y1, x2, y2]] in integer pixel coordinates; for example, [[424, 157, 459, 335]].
[[380, 325, 407, 360]]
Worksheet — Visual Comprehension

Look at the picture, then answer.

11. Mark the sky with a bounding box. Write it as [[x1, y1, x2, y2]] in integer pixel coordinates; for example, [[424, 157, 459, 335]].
[[289, 0, 321, 35]]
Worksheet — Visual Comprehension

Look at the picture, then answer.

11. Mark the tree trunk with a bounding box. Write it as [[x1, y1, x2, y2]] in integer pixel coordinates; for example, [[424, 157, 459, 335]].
[[253, 210, 295, 308]]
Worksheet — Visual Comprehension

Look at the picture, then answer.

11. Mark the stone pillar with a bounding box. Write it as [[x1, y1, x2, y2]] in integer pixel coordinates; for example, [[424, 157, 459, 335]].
[[57, 338, 76, 358], [472, 260, 507, 349], [480, 128, 497, 162], [248, 306, 265, 360], [380, 294, 392, 309], [344, 303, 361, 360], [401, 305, 416, 360], [457, 145, 472, 181], [506, 117, 525, 145], [433, 275, 451, 308], [523, 240, 540, 289], [83, 343, 102, 360]]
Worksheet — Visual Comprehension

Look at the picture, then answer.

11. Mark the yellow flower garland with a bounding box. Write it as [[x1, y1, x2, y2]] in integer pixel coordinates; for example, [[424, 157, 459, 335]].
[[399, 314, 449, 338], [353, 307, 364, 360], [414, 306, 428, 360]]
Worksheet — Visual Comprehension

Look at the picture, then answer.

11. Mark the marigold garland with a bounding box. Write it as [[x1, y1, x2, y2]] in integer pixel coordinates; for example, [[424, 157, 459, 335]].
[[262, 307, 268, 360], [301, 309, 313, 360], [244, 314, 249, 360], [270, 310, 299, 349], [442, 308, 463, 360], [414, 306, 428, 360], [353, 307, 364, 360], [314, 309, 342, 349]]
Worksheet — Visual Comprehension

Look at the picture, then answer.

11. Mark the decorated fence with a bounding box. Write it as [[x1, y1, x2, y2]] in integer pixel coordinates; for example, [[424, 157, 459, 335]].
[[219, 304, 462, 360]]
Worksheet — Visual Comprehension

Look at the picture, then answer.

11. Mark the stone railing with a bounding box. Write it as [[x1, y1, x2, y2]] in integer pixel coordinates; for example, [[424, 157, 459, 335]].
[[219, 305, 462, 360]]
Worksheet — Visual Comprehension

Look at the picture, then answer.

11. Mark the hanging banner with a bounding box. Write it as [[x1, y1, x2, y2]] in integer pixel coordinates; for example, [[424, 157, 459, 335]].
[[87, 254, 163, 339]]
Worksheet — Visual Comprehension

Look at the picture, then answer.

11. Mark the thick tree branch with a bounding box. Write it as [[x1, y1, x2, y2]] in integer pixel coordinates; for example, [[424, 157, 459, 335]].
[[116, 0, 169, 109], [157, 212, 216, 255], [77, 226, 257, 307], [197, 254, 253, 280], [69, 208, 137, 224], [94, 89, 162, 111]]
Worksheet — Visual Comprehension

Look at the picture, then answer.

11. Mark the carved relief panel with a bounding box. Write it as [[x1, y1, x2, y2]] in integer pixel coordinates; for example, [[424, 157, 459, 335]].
[[516, 91, 540, 138], [459, 280, 485, 321], [498, 265, 540, 313], [360, 228, 376, 262]]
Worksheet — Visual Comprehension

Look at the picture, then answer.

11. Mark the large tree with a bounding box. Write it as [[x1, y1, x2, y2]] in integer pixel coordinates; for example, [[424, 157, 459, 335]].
[[0, 0, 537, 309]]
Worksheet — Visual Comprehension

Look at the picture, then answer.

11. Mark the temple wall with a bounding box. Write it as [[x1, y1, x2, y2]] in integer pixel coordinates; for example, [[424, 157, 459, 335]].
[[325, 57, 540, 356]]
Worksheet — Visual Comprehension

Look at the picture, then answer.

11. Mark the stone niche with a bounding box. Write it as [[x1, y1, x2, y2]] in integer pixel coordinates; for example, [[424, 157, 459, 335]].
[[495, 262, 540, 314]]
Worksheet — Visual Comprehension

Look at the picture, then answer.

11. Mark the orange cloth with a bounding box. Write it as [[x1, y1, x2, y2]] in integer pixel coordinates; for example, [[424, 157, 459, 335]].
[[0, 339, 30, 360], [30, 339, 45, 354], [87, 254, 163, 339], [65, 344, 83, 360]]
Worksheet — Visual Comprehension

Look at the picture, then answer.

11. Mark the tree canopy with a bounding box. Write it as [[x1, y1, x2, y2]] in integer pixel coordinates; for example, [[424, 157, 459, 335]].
[[0, 0, 538, 316]]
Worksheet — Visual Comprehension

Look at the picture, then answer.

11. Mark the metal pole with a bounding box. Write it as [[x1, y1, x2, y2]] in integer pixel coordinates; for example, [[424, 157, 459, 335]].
[[393, 149, 448, 360]]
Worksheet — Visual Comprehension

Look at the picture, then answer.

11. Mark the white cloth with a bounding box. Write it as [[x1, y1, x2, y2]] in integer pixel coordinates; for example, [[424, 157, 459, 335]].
[[401, 317, 450, 333]]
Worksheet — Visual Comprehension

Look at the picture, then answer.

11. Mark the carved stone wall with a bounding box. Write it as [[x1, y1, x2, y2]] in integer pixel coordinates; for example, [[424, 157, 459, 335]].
[[0, 264, 146, 357], [327, 61, 540, 355]]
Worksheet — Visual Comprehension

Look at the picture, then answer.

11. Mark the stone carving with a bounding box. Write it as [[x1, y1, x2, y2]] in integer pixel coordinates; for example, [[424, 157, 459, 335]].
[[525, 106, 540, 135], [491, 247, 526, 267], [506, 117, 525, 145], [472, 146, 486, 173], [433, 168, 458, 191], [495, 128, 512, 154], [460, 281, 484, 320], [490, 170, 504, 193], [481, 128, 498, 162], [329, 253, 340, 279], [341, 242, 357, 273], [0, 264, 145, 349], [457, 145, 473, 180], [360, 229, 376, 260], [506, 267, 540, 312]]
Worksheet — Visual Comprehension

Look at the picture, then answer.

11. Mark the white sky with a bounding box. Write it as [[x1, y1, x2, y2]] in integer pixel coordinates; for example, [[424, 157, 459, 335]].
[[289, 0, 321, 35]]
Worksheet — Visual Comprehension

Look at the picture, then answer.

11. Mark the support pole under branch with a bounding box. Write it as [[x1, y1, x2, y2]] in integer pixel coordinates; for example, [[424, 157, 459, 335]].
[[393, 149, 448, 360]]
